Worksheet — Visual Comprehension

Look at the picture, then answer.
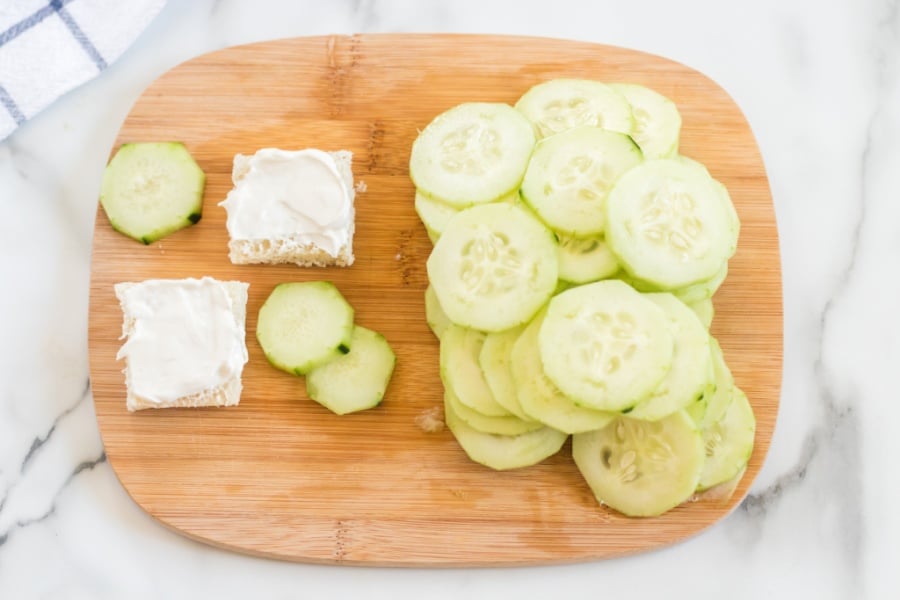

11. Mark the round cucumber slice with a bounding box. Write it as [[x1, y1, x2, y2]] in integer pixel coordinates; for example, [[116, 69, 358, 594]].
[[409, 102, 536, 207], [427, 203, 558, 332], [572, 411, 704, 517], [673, 263, 729, 304], [539, 280, 674, 411], [627, 294, 712, 421], [557, 234, 620, 284], [699, 387, 755, 491], [416, 189, 521, 242], [424, 285, 451, 339], [256, 282, 354, 375], [511, 311, 616, 434], [521, 127, 643, 237], [687, 297, 714, 328], [305, 326, 396, 415], [443, 387, 543, 436], [515, 79, 634, 138], [609, 83, 682, 159], [444, 397, 567, 470], [701, 338, 736, 427], [440, 325, 511, 417], [479, 325, 536, 422], [605, 159, 737, 289], [100, 142, 205, 244], [415, 190, 460, 236]]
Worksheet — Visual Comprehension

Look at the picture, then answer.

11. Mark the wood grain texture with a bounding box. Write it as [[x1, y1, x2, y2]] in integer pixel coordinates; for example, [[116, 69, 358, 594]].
[[87, 34, 782, 566]]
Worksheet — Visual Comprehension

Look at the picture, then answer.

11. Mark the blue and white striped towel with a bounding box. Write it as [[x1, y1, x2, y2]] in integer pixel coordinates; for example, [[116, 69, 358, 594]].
[[0, 0, 166, 141]]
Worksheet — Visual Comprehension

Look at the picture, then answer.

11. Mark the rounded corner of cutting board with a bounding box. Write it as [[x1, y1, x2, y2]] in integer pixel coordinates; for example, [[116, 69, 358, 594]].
[[88, 33, 782, 566]]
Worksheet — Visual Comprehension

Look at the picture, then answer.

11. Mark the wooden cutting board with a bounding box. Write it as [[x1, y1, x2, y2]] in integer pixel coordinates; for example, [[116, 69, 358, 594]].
[[87, 34, 781, 566]]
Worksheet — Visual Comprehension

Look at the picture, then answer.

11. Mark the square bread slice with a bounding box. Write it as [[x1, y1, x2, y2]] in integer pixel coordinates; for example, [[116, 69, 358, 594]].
[[221, 149, 356, 267], [114, 278, 249, 412]]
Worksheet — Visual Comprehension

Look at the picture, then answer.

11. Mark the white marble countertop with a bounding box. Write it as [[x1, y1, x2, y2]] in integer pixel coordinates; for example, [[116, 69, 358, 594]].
[[1, 0, 897, 597]]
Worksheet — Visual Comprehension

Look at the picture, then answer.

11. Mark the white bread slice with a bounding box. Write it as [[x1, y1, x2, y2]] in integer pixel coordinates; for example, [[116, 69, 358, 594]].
[[114, 279, 249, 412], [226, 150, 355, 267]]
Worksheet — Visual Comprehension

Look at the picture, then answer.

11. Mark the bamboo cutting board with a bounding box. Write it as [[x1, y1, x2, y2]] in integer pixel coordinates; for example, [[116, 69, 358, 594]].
[[87, 34, 782, 566]]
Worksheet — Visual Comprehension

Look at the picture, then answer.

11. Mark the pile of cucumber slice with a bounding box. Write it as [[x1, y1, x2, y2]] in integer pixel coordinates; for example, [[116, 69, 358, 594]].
[[410, 79, 755, 517], [256, 282, 396, 416]]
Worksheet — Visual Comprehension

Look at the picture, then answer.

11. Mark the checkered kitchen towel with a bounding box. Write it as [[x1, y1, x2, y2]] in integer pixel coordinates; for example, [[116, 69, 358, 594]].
[[0, 0, 166, 141]]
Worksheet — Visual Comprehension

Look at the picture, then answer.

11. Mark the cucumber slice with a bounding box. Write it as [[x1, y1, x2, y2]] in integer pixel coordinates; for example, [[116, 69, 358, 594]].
[[608, 83, 681, 159], [416, 189, 521, 242], [572, 411, 704, 517], [100, 142, 205, 244], [699, 387, 755, 491], [427, 203, 558, 332], [627, 294, 712, 421], [605, 159, 737, 289], [687, 355, 717, 425], [511, 311, 616, 434], [701, 338, 736, 427], [409, 102, 536, 207], [521, 127, 643, 237], [687, 297, 714, 328], [539, 280, 674, 411], [557, 234, 620, 284], [415, 190, 460, 237], [424, 285, 451, 339], [673, 263, 728, 304], [305, 326, 396, 415], [440, 325, 511, 417], [256, 282, 354, 375], [515, 79, 634, 138], [444, 397, 567, 470], [444, 387, 543, 436], [479, 326, 537, 422]]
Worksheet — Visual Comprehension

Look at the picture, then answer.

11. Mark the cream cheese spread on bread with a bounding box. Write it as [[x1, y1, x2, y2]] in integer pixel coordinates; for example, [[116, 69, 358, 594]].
[[116, 278, 248, 405], [220, 148, 353, 258]]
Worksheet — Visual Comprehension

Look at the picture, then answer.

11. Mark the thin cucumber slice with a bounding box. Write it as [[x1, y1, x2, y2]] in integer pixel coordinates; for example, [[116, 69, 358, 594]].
[[479, 326, 537, 422], [609, 83, 681, 159], [521, 127, 643, 237], [100, 142, 205, 244], [427, 203, 558, 332], [685, 386, 709, 425], [713, 179, 741, 243], [515, 79, 634, 138], [557, 234, 620, 284], [674, 154, 711, 177], [440, 325, 512, 417], [701, 338, 735, 427], [256, 282, 354, 375], [687, 355, 717, 425], [699, 387, 755, 491], [687, 297, 714, 328], [539, 280, 674, 411], [605, 159, 737, 289], [415, 190, 460, 236], [673, 263, 729, 304], [305, 326, 396, 415], [409, 103, 536, 207], [424, 285, 451, 339], [443, 387, 543, 436], [511, 311, 617, 434], [444, 398, 567, 470], [627, 294, 712, 421], [572, 411, 704, 517], [417, 189, 521, 242], [696, 466, 745, 502]]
